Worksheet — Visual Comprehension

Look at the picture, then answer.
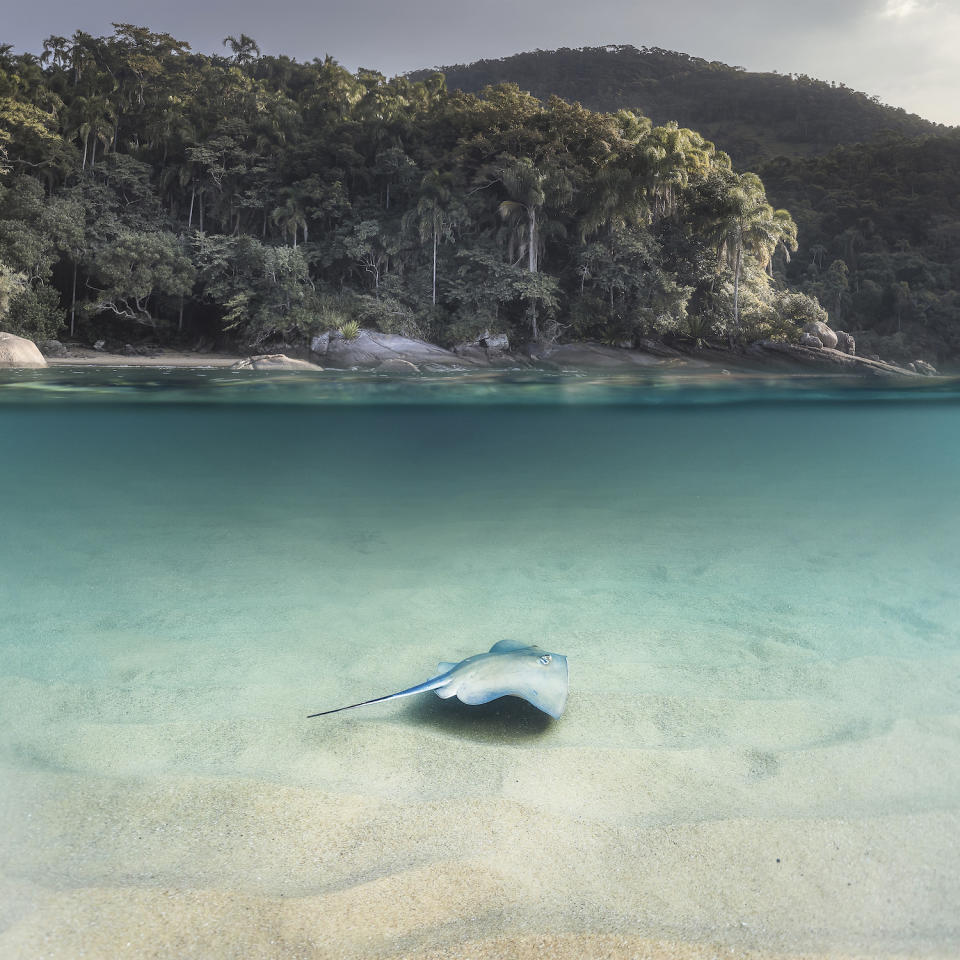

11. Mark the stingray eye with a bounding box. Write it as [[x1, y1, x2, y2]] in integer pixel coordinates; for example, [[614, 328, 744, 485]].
[[538, 654, 552, 665]]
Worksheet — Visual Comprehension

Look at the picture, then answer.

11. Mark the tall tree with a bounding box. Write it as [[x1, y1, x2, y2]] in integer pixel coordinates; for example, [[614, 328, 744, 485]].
[[405, 170, 460, 305]]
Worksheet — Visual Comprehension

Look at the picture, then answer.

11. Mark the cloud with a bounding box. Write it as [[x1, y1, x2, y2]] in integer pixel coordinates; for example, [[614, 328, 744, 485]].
[[882, 0, 923, 17]]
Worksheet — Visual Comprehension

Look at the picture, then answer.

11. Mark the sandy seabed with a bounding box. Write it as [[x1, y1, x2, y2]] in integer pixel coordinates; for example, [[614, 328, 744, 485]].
[[0, 396, 958, 959], [2, 688, 958, 959]]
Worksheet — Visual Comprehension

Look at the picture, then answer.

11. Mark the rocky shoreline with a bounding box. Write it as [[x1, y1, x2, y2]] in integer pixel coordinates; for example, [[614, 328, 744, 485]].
[[0, 327, 945, 378]]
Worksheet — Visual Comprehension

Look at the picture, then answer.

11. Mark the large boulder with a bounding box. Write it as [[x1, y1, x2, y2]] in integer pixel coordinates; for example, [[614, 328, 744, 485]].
[[452, 330, 521, 367], [0, 331, 47, 368], [913, 359, 937, 376], [309, 332, 330, 357], [38, 338, 68, 357], [802, 320, 838, 349], [323, 330, 472, 370], [232, 354, 322, 371], [799, 333, 823, 349], [834, 331, 856, 355], [478, 331, 510, 354]]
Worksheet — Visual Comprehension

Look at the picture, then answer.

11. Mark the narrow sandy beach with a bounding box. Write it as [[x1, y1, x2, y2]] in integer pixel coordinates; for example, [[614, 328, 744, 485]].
[[46, 347, 247, 367]]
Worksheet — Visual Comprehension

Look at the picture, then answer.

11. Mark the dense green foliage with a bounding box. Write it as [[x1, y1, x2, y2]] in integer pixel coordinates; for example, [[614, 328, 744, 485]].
[[419, 45, 960, 364], [762, 132, 960, 362], [413, 45, 942, 168], [0, 27, 814, 352]]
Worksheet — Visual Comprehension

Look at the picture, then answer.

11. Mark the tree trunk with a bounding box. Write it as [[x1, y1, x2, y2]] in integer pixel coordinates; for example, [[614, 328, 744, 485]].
[[188, 185, 195, 228], [528, 208, 539, 339], [432, 228, 437, 305], [733, 243, 742, 339], [81, 133, 88, 171], [528, 207, 537, 273], [70, 261, 77, 337]]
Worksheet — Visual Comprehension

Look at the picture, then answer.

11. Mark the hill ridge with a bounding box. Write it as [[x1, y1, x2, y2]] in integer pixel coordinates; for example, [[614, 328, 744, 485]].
[[411, 44, 946, 167]]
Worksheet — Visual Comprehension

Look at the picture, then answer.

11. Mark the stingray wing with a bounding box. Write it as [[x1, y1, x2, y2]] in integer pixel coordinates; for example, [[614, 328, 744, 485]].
[[488, 639, 536, 654], [447, 650, 569, 718]]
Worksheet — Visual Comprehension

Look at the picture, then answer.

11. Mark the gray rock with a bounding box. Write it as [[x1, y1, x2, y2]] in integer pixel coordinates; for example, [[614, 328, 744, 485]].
[[905, 361, 917, 372], [799, 333, 824, 348], [232, 354, 323, 371], [914, 359, 937, 376], [802, 321, 838, 349], [868, 354, 881, 361], [324, 330, 472, 369], [38, 338, 68, 357], [310, 332, 330, 356], [377, 358, 419, 374], [834, 331, 856, 355], [452, 343, 491, 364], [93, 339, 106, 351], [479, 331, 510, 353], [0, 331, 47, 368], [755, 339, 922, 376]]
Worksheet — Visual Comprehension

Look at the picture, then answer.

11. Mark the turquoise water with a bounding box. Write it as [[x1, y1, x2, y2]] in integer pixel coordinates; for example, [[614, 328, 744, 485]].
[[1, 368, 959, 957]]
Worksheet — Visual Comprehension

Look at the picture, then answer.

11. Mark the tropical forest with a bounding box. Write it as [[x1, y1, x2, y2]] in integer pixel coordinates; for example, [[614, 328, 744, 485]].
[[0, 29, 957, 364]]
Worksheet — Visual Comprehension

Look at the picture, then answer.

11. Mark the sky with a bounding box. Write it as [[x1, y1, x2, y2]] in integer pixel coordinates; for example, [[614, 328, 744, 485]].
[[5, 0, 959, 126]]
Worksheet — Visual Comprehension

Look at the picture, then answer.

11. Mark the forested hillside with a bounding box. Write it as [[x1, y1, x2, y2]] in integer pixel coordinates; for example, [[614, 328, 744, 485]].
[[763, 132, 960, 361], [418, 46, 960, 363], [413, 46, 942, 167], [0, 27, 822, 355]]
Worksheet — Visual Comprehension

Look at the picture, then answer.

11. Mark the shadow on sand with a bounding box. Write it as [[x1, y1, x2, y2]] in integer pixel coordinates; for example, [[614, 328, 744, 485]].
[[400, 694, 556, 743]]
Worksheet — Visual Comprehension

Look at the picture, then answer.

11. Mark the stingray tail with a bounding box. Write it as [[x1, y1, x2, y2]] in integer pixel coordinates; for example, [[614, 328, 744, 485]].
[[307, 672, 451, 718]]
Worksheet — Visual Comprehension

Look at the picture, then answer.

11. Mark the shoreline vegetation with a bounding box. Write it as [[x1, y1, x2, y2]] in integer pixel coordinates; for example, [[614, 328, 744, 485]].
[[0, 30, 957, 373], [5, 26, 953, 377]]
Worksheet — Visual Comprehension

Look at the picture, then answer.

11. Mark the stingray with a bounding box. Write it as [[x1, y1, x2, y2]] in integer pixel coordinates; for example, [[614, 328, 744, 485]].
[[307, 639, 569, 720]]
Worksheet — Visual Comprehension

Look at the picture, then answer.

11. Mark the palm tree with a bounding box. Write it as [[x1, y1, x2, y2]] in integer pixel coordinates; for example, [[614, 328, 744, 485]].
[[493, 158, 572, 339], [578, 162, 649, 241], [644, 123, 713, 220], [66, 95, 116, 170], [271, 192, 307, 247], [40, 36, 70, 70], [222, 35, 260, 66], [404, 171, 459, 304], [762, 208, 798, 277], [495, 159, 546, 338], [710, 173, 798, 339], [496, 159, 546, 275]]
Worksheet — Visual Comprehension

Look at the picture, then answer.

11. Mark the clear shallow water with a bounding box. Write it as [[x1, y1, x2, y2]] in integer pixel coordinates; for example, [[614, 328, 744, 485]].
[[1, 369, 959, 957]]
